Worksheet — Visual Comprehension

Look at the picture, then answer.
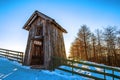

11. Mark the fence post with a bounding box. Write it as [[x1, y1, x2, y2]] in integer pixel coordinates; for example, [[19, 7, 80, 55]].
[[17, 52, 19, 62], [22, 52, 24, 64], [112, 69, 114, 80], [52, 56, 54, 70], [104, 67, 106, 80], [6, 50, 9, 58], [72, 59, 74, 75]]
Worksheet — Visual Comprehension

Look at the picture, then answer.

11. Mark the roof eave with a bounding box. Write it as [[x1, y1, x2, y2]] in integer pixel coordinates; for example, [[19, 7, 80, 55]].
[[51, 20, 67, 33], [23, 11, 38, 31], [23, 10, 67, 33]]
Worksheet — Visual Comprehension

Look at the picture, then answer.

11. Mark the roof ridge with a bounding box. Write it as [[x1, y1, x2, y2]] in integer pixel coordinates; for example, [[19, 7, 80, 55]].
[[23, 10, 67, 33], [35, 10, 54, 21]]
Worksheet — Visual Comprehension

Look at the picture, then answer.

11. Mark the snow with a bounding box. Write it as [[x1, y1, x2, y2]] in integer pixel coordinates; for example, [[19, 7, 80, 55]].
[[54, 61, 120, 80], [0, 57, 120, 80], [0, 57, 86, 80]]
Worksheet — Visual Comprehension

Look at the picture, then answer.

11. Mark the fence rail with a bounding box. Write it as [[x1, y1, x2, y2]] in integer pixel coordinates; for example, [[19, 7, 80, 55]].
[[0, 48, 24, 63], [52, 56, 120, 80]]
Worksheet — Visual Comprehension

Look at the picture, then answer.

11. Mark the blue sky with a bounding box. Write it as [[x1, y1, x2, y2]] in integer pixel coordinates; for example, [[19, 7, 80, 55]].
[[0, 0, 120, 55]]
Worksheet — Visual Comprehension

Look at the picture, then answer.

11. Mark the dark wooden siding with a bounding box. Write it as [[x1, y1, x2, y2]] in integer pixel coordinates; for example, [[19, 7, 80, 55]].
[[23, 16, 66, 69]]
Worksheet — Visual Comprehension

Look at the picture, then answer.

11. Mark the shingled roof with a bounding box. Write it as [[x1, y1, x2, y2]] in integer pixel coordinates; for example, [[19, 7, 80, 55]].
[[23, 10, 67, 33]]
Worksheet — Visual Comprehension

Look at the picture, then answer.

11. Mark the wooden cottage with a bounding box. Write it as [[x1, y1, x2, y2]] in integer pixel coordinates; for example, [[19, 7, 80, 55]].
[[23, 10, 67, 69]]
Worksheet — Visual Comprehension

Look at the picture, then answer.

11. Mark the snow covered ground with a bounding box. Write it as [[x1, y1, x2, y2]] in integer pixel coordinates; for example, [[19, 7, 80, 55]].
[[0, 57, 120, 80], [0, 57, 86, 80], [54, 61, 120, 80]]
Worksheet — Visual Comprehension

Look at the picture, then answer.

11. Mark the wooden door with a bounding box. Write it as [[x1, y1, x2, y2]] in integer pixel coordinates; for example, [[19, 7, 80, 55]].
[[30, 41, 44, 65]]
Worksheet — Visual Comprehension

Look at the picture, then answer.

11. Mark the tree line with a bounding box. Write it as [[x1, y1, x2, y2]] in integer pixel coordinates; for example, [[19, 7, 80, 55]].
[[69, 25, 120, 67]]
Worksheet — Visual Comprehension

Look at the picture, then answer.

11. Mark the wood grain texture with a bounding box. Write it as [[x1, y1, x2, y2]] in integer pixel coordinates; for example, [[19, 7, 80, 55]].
[[23, 11, 67, 69]]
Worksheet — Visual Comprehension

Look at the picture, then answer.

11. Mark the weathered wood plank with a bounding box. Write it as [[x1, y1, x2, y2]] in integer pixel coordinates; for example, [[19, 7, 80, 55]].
[[23, 11, 67, 69]]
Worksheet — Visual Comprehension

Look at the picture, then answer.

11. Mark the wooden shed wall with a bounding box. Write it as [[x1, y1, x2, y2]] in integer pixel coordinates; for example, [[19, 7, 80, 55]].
[[44, 20, 66, 69], [23, 16, 66, 69], [24, 17, 45, 65]]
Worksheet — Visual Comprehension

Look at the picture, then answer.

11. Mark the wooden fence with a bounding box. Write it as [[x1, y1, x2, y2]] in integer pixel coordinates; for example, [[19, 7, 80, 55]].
[[0, 48, 24, 63], [52, 56, 120, 80]]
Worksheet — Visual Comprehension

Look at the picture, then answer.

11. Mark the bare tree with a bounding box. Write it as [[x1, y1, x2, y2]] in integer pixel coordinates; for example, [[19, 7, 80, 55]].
[[69, 38, 84, 60], [69, 40, 79, 60], [116, 30, 120, 66], [117, 30, 120, 52], [69, 25, 120, 67], [103, 26, 117, 66], [77, 25, 91, 60], [91, 33, 96, 61], [95, 29, 103, 63]]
